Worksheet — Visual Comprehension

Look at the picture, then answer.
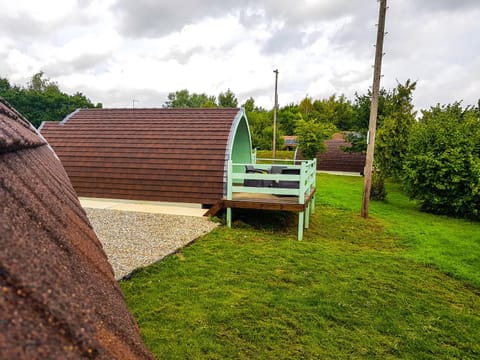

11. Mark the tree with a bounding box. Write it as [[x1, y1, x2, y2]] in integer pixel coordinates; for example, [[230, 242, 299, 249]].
[[0, 77, 13, 93], [241, 97, 283, 150], [344, 80, 416, 169], [403, 102, 480, 220], [218, 89, 238, 107], [242, 97, 256, 112], [29, 71, 59, 92], [312, 94, 355, 130], [298, 96, 314, 119], [247, 109, 273, 149], [277, 104, 302, 135], [295, 119, 336, 159], [0, 72, 100, 127], [344, 88, 391, 154], [163, 89, 217, 108], [375, 80, 417, 179], [351, 88, 390, 131]]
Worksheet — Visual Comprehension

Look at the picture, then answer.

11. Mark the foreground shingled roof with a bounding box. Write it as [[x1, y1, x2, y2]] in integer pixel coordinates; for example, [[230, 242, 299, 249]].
[[0, 98, 153, 359], [40, 108, 242, 204]]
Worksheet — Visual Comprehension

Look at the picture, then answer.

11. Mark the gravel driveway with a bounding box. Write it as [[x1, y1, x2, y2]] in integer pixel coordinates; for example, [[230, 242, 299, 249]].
[[85, 208, 218, 279]]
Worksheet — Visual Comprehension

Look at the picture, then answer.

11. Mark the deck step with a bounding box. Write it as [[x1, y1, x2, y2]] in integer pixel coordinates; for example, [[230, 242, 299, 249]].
[[203, 200, 225, 217]]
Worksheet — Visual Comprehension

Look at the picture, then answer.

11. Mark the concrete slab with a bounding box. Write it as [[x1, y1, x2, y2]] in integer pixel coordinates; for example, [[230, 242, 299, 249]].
[[79, 197, 206, 217]]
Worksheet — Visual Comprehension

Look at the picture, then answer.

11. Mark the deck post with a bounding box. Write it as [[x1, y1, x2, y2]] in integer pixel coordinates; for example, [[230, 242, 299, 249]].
[[299, 162, 306, 204], [226, 159, 233, 228], [310, 159, 316, 214], [297, 161, 307, 241], [226, 208, 232, 227], [305, 203, 310, 229], [298, 211, 304, 241]]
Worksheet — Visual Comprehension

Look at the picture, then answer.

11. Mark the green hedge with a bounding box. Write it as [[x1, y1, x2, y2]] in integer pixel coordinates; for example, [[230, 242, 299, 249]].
[[403, 103, 480, 220]]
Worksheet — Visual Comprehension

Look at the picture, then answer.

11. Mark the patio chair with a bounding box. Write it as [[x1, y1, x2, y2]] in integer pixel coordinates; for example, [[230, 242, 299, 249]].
[[268, 166, 287, 188], [244, 165, 267, 187], [278, 168, 300, 189]]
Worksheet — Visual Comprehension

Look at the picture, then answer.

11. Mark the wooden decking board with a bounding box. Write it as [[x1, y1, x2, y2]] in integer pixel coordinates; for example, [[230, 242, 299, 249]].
[[206, 189, 316, 216], [223, 200, 305, 211]]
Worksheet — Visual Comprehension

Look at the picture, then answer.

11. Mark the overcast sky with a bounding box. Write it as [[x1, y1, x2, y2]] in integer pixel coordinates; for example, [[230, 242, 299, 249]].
[[1, 0, 479, 111]]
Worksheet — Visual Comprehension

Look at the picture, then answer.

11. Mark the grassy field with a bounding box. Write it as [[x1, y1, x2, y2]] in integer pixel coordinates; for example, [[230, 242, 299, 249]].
[[121, 174, 480, 359], [256, 150, 295, 163], [316, 174, 480, 287]]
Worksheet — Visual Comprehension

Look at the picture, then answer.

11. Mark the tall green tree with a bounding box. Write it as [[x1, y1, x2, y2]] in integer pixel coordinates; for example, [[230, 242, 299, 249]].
[[0, 72, 101, 127], [375, 80, 417, 179], [345, 80, 416, 163], [241, 97, 282, 150], [218, 89, 238, 108], [344, 87, 390, 154], [298, 96, 314, 120], [351, 88, 390, 131], [164, 89, 217, 108], [278, 104, 302, 135], [247, 110, 275, 149], [312, 94, 355, 130], [242, 97, 256, 112]]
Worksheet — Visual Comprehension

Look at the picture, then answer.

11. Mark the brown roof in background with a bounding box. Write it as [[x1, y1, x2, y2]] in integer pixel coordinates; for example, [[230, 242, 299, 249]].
[[0, 98, 153, 359], [331, 133, 345, 141], [316, 133, 365, 173], [40, 108, 242, 204]]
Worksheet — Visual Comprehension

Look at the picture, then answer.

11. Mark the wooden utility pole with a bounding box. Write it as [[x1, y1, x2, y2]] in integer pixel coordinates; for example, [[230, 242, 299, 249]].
[[361, 0, 387, 218], [273, 69, 279, 160]]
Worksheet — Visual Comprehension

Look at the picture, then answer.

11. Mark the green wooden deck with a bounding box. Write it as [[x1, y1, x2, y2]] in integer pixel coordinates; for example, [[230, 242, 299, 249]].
[[212, 158, 317, 240]]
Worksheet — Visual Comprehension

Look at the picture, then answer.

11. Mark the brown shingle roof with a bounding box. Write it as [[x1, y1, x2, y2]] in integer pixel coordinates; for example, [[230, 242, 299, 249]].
[[0, 98, 153, 359], [0, 101, 45, 152], [40, 108, 243, 204], [317, 134, 365, 173]]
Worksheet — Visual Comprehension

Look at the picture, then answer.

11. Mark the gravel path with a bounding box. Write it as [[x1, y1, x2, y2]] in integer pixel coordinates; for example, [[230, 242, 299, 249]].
[[85, 208, 218, 279]]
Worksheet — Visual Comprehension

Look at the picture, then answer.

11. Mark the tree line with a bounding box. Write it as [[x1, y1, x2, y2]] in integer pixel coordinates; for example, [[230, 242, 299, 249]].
[[0, 72, 102, 128], [1, 73, 478, 220]]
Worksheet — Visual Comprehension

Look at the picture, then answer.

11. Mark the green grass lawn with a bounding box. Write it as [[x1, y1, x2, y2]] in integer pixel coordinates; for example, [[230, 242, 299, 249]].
[[316, 174, 480, 287], [256, 150, 295, 163], [121, 174, 480, 359]]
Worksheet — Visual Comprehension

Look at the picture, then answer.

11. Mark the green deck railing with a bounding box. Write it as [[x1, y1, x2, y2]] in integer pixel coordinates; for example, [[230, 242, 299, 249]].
[[226, 158, 317, 240]]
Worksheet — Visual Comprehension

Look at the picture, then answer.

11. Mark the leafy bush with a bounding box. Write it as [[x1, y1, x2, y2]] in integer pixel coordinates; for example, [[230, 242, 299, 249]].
[[370, 171, 387, 200], [403, 103, 480, 220], [295, 119, 336, 159]]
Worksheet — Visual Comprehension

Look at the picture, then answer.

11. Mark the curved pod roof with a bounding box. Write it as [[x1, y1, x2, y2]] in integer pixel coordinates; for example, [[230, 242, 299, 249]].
[[317, 136, 366, 173], [0, 98, 153, 359], [40, 108, 252, 205]]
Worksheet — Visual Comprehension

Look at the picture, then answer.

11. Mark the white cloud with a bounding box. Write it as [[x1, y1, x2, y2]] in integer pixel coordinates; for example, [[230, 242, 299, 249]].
[[1, 0, 77, 22], [0, 0, 479, 111]]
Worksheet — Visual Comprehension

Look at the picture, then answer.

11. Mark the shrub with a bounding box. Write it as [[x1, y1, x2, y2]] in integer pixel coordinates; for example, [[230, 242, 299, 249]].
[[370, 171, 387, 201], [295, 119, 336, 159], [402, 103, 480, 220]]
